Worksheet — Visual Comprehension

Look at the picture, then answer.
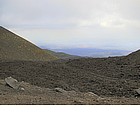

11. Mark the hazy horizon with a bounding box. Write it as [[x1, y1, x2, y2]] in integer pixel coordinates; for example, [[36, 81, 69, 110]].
[[1, 0, 140, 51]]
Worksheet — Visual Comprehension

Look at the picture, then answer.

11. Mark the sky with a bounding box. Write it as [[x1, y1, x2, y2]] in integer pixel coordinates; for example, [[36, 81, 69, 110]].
[[0, 0, 140, 50]]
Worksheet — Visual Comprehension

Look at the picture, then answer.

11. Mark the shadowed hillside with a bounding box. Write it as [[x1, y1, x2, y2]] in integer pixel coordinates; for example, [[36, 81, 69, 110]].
[[0, 26, 57, 61]]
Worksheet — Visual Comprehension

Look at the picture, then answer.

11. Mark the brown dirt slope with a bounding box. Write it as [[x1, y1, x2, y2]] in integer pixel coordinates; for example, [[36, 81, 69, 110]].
[[0, 26, 57, 61]]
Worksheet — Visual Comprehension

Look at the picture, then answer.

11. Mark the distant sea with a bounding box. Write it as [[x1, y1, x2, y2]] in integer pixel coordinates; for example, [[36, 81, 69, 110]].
[[51, 48, 131, 58]]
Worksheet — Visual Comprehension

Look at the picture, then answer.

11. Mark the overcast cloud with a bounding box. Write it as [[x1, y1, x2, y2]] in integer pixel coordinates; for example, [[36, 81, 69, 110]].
[[0, 0, 140, 50]]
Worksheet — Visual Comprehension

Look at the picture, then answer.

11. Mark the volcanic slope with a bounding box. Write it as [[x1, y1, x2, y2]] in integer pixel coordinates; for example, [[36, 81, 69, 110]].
[[124, 49, 140, 64], [0, 54, 140, 98], [0, 26, 57, 61]]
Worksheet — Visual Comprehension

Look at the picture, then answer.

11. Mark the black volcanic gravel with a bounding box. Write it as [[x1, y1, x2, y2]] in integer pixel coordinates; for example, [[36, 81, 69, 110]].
[[0, 57, 140, 97]]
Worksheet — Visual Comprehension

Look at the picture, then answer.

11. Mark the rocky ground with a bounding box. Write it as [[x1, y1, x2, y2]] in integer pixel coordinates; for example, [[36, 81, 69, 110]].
[[0, 55, 140, 104], [1, 79, 140, 105]]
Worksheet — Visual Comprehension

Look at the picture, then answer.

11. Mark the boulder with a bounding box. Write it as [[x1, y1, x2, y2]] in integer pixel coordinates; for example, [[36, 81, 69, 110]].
[[87, 92, 99, 98], [5, 77, 20, 89], [135, 88, 140, 94], [54, 88, 67, 93]]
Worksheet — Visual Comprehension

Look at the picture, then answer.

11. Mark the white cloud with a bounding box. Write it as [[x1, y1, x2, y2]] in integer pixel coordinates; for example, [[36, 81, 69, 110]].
[[0, 0, 140, 50]]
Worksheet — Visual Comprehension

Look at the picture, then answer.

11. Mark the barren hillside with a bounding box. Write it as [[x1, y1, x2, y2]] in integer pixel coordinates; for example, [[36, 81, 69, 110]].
[[0, 26, 57, 61]]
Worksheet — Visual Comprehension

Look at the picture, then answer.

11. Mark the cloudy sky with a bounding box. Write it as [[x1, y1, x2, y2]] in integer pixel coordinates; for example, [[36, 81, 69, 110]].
[[0, 0, 140, 50]]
